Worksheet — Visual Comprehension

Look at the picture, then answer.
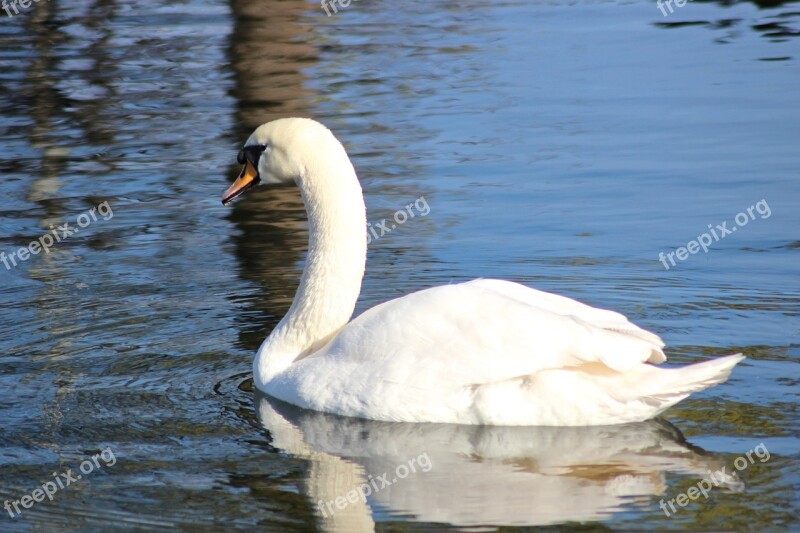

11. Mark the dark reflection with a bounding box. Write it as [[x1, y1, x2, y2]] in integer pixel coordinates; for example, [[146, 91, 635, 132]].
[[653, 6, 799, 46], [228, 0, 316, 134], [224, 0, 318, 351], [716, 0, 799, 8], [255, 392, 743, 531], [659, 0, 800, 8]]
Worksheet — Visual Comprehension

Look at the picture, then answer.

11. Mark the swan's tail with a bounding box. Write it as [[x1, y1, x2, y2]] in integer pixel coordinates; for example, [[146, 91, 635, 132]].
[[469, 354, 745, 425], [639, 353, 745, 407]]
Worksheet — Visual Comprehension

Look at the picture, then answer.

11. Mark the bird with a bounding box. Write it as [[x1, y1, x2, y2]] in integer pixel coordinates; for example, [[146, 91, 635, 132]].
[[221, 117, 744, 426]]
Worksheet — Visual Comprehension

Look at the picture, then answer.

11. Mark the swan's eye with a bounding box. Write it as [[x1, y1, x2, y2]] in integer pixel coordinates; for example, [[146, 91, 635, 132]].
[[238, 144, 267, 165]]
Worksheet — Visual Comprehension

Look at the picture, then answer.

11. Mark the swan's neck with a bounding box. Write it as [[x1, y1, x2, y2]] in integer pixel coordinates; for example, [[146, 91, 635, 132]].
[[254, 149, 366, 389]]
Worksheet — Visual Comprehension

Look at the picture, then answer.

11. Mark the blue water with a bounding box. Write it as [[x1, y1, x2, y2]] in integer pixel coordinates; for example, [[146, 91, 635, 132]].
[[0, 0, 797, 530]]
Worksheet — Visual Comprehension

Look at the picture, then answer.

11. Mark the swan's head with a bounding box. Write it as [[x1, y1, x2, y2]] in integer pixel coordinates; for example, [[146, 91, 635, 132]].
[[221, 117, 343, 205]]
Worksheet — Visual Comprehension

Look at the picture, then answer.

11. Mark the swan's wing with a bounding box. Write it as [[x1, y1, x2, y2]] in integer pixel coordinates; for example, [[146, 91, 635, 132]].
[[464, 279, 666, 351], [310, 280, 666, 387]]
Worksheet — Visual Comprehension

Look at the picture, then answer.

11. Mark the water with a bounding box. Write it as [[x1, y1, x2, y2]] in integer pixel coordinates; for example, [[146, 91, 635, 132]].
[[0, 0, 798, 530]]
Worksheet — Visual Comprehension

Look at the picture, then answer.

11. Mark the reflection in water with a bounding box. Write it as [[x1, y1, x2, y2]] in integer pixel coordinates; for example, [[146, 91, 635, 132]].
[[224, 0, 317, 353], [17, 0, 119, 461], [256, 392, 742, 531], [228, 0, 316, 133]]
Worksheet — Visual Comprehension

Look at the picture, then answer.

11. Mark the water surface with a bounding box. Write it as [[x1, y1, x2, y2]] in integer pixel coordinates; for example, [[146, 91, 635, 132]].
[[0, 0, 798, 531]]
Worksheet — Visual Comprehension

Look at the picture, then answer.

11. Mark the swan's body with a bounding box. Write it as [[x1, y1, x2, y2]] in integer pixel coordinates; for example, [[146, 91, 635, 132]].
[[222, 117, 744, 426]]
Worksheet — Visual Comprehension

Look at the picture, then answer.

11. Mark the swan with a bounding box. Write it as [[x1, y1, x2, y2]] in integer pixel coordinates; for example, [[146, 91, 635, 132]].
[[221, 117, 744, 426]]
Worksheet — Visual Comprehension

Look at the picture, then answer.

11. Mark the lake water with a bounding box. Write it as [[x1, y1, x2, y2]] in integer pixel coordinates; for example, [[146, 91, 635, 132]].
[[0, 0, 798, 531]]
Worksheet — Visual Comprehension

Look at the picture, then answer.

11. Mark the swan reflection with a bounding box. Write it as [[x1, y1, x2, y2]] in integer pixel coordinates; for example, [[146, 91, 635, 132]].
[[255, 392, 740, 531]]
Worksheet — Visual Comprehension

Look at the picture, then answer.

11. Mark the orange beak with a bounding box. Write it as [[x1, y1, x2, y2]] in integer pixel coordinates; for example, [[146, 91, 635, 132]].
[[221, 160, 260, 205]]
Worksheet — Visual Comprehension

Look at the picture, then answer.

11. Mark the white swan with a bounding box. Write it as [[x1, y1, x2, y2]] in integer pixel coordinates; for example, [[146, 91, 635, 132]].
[[221, 117, 744, 426]]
